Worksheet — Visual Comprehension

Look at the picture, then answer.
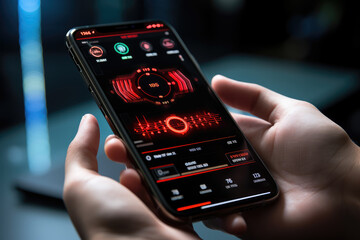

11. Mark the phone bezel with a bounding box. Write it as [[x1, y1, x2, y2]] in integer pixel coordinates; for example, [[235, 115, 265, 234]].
[[65, 20, 279, 221]]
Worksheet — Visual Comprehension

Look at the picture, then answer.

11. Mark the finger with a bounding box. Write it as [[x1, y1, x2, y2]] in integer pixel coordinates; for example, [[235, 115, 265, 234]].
[[104, 135, 132, 167], [65, 114, 100, 180], [120, 168, 155, 208], [212, 75, 290, 124], [203, 214, 247, 238]]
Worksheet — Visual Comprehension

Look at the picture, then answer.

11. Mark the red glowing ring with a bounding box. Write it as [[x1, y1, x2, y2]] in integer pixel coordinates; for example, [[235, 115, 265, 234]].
[[137, 73, 171, 99], [89, 46, 104, 58], [165, 116, 189, 134]]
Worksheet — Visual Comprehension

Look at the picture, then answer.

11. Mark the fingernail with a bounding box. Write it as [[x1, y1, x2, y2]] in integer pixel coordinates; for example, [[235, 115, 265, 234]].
[[105, 134, 116, 144], [79, 114, 90, 126]]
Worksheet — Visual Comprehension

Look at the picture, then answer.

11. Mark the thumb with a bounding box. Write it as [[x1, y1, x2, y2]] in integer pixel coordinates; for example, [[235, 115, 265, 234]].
[[65, 114, 100, 183], [211, 74, 287, 124]]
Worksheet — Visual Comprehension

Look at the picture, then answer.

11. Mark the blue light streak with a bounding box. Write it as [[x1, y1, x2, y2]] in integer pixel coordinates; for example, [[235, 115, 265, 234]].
[[18, 0, 51, 173]]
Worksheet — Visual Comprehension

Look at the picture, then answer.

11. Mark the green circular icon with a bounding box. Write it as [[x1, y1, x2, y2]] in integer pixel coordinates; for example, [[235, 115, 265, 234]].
[[114, 42, 129, 55]]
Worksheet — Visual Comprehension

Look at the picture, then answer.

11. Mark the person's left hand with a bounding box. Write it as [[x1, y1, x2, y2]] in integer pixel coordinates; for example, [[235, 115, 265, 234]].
[[63, 114, 201, 240]]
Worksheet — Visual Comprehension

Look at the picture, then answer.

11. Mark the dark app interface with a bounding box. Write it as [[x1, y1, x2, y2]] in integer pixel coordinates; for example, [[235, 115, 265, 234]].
[[74, 23, 276, 215]]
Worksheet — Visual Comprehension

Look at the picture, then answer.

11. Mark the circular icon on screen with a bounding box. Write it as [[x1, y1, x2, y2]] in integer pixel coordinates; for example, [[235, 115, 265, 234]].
[[165, 116, 189, 135], [161, 38, 175, 49], [89, 45, 105, 58], [140, 41, 153, 52], [137, 73, 171, 99], [114, 42, 129, 55]]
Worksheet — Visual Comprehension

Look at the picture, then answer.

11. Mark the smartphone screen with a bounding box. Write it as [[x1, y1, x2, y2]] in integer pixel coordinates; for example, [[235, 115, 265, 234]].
[[66, 21, 278, 220]]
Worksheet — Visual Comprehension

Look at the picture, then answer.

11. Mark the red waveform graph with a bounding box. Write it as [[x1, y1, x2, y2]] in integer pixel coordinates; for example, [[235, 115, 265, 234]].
[[134, 112, 222, 138]]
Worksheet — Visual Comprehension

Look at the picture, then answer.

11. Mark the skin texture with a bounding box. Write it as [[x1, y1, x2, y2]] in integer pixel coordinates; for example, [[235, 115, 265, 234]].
[[64, 114, 199, 240], [63, 75, 360, 240]]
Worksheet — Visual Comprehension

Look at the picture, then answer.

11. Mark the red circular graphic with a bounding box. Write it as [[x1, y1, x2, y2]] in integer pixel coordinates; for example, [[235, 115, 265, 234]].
[[161, 38, 175, 49], [137, 73, 171, 99], [140, 41, 153, 52], [165, 116, 189, 134], [89, 46, 104, 58]]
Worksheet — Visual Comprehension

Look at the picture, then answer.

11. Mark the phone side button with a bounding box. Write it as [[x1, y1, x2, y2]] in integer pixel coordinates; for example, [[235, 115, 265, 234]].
[[68, 49, 82, 72], [76, 64, 83, 72], [89, 87, 102, 107]]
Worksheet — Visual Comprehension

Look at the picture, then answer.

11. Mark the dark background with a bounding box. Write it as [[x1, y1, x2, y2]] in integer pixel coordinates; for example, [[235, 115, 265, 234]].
[[1, 0, 359, 140], [0, 1, 359, 239]]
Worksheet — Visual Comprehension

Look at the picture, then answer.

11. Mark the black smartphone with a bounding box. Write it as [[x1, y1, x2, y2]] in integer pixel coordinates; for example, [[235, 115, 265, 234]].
[[66, 20, 278, 221]]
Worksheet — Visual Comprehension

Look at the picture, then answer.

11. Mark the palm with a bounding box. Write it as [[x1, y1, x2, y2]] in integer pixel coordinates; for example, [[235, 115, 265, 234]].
[[218, 78, 353, 239], [258, 102, 348, 188]]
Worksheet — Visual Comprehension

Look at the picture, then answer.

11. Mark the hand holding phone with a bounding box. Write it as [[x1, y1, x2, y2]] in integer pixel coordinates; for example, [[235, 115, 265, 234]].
[[65, 74, 360, 239], [65, 20, 278, 221]]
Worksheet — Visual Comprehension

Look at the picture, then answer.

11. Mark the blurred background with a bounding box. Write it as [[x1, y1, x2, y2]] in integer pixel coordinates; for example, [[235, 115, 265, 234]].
[[0, 0, 359, 239]]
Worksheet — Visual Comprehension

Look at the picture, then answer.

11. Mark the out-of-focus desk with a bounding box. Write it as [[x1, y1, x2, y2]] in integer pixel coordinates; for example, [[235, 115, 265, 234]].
[[0, 102, 103, 240], [0, 55, 358, 240]]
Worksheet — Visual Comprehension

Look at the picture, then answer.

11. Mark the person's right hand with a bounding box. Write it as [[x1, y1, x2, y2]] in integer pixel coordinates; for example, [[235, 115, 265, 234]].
[[203, 75, 360, 239]]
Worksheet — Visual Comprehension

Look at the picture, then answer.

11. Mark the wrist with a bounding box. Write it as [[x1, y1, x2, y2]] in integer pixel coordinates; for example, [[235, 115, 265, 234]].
[[343, 141, 360, 202], [338, 141, 360, 238]]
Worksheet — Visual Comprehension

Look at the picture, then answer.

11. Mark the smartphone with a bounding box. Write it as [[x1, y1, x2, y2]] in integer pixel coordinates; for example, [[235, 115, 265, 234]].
[[66, 20, 278, 221]]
